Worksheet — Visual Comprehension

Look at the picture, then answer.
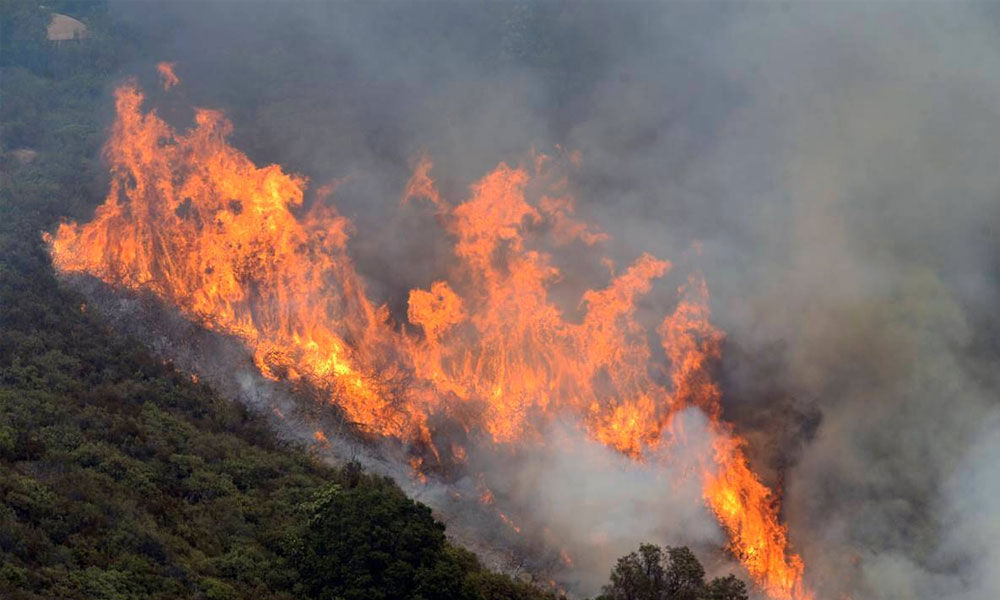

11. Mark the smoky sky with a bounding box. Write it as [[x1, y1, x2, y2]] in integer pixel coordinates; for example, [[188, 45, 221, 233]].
[[102, 2, 1000, 599]]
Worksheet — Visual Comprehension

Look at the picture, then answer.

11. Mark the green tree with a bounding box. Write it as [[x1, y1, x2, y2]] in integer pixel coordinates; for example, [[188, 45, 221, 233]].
[[704, 575, 748, 600], [597, 544, 747, 600], [664, 546, 704, 600], [602, 543, 665, 600], [292, 478, 473, 600]]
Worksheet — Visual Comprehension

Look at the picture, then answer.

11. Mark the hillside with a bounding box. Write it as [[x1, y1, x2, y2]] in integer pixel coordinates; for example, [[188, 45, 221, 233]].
[[0, 3, 556, 599], [0, 3, 754, 600]]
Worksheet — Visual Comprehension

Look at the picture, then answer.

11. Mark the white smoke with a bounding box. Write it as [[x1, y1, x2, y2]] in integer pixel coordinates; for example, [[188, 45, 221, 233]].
[[85, 2, 1000, 598]]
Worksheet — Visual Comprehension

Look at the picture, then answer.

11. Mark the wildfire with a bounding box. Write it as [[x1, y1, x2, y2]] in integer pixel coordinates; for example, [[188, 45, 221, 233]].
[[499, 512, 522, 534], [156, 62, 179, 90], [560, 548, 574, 567], [46, 73, 812, 600]]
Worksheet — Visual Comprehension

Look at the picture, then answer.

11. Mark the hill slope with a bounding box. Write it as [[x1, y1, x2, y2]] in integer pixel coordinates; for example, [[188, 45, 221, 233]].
[[0, 3, 558, 599]]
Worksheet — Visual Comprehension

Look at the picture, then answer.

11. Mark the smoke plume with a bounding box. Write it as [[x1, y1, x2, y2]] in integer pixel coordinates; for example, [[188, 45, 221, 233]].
[[64, 2, 1000, 598]]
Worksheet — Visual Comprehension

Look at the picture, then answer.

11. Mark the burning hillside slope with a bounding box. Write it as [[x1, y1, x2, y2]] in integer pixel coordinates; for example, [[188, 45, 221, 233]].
[[47, 75, 812, 600]]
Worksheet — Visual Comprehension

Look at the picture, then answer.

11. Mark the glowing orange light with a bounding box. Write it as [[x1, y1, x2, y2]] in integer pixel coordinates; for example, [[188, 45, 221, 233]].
[[47, 75, 812, 600], [156, 62, 179, 90]]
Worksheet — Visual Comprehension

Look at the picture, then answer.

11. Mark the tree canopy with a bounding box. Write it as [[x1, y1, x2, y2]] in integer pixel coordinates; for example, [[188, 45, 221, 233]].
[[595, 544, 747, 600]]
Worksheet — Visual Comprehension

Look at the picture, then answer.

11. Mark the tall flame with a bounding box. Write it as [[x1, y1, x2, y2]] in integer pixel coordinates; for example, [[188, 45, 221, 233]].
[[47, 77, 812, 600]]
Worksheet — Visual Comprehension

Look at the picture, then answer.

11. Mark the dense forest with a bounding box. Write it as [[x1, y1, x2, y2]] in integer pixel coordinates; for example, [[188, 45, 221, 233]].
[[0, 2, 749, 599]]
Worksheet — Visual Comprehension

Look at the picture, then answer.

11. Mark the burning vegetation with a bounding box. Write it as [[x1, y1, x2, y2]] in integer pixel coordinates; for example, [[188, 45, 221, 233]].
[[47, 74, 812, 600]]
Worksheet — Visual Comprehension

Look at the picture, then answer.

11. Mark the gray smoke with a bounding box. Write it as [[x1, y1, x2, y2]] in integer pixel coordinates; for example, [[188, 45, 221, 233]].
[[91, 2, 1000, 599]]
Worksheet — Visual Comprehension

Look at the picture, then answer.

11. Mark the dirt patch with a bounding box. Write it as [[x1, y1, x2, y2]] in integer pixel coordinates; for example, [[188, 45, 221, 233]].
[[47, 13, 88, 41]]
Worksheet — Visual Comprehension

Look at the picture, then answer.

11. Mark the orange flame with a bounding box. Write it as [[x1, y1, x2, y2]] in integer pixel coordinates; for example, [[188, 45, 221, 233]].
[[662, 279, 813, 600], [499, 512, 522, 534], [156, 62, 179, 90], [46, 77, 812, 600], [560, 548, 574, 567]]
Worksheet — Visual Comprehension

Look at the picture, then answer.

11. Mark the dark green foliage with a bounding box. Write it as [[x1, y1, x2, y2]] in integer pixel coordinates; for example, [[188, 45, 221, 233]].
[[703, 575, 748, 600], [664, 547, 706, 600], [288, 476, 558, 600], [602, 544, 665, 600], [595, 544, 747, 600], [293, 479, 470, 600], [0, 0, 136, 80], [0, 4, 559, 600]]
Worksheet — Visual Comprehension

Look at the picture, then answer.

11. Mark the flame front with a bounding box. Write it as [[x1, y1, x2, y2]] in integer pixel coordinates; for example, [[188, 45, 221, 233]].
[[47, 78, 812, 600]]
